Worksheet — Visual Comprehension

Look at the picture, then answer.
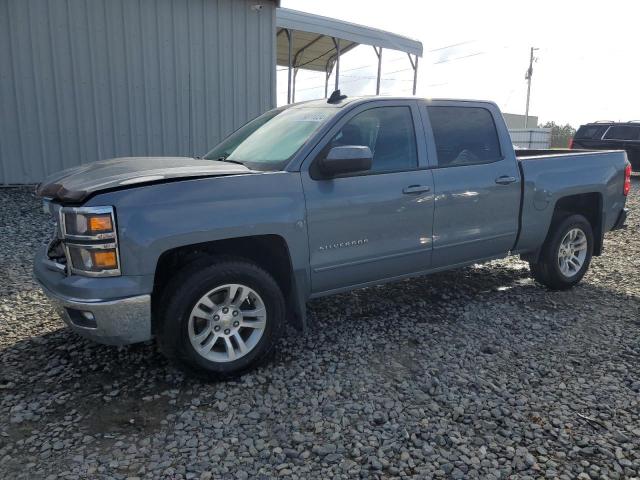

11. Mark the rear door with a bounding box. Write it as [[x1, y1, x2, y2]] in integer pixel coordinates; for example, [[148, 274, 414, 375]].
[[301, 101, 435, 294], [423, 102, 521, 268]]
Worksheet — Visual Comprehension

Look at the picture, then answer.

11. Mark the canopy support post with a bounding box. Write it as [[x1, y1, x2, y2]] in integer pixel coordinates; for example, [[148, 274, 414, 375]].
[[408, 53, 419, 96], [332, 37, 341, 91], [292, 68, 299, 103], [373, 46, 383, 95], [324, 56, 335, 98], [324, 69, 331, 98], [285, 29, 293, 104]]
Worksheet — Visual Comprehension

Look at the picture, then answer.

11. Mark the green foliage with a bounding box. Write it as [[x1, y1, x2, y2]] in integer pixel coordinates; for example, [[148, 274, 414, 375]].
[[539, 121, 577, 148]]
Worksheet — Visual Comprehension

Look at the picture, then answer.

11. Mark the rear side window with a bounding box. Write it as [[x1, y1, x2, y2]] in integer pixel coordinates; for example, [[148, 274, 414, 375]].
[[603, 126, 640, 140], [428, 106, 502, 167], [575, 125, 607, 139]]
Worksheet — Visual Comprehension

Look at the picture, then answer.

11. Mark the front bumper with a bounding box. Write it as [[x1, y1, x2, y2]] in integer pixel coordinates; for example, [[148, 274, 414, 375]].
[[38, 282, 152, 345], [34, 244, 154, 346]]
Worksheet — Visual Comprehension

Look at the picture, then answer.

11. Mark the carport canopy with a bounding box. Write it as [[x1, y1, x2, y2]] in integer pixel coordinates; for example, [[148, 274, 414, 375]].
[[276, 8, 423, 103]]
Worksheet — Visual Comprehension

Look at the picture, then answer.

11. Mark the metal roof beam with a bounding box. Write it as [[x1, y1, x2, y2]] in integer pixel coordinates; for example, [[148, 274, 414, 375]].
[[276, 8, 422, 57], [292, 34, 326, 67]]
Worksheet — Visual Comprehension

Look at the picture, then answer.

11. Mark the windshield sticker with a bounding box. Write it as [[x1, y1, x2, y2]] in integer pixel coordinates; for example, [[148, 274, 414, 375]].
[[293, 111, 330, 122]]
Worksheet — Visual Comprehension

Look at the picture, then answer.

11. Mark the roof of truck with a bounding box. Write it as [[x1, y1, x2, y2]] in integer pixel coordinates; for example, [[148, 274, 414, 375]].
[[289, 96, 498, 109]]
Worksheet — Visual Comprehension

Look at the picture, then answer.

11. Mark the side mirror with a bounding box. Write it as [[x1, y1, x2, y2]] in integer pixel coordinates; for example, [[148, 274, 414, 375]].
[[319, 146, 373, 177]]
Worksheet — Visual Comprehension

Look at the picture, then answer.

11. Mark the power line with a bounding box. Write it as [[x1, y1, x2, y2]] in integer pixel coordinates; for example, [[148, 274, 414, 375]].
[[339, 72, 414, 82], [339, 55, 410, 73], [282, 43, 491, 96], [427, 40, 475, 52], [433, 51, 485, 64], [384, 67, 412, 75], [279, 40, 478, 75], [293, 75, 379, 93]]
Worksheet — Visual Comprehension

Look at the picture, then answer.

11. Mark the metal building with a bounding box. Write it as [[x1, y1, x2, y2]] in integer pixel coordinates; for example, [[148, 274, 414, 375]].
[[503, 113, 539, 130], [0, 1, 422, 185], [0, 0, 277, 185]]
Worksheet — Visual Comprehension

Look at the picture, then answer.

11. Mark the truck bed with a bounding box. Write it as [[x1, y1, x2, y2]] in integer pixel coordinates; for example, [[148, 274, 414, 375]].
[[514, 148, 629, 257]]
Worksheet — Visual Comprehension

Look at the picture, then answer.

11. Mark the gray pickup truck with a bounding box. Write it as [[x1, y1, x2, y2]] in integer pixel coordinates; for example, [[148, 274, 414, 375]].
[[35, 95, 631, 377]]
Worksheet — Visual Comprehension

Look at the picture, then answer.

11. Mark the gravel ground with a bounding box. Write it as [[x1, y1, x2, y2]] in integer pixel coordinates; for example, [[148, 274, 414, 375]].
[[1, 181, 639, 480]]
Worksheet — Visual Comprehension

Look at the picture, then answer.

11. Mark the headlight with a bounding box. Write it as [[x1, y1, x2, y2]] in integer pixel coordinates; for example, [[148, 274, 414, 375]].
[[61, 206, 116, 240], [66, 243, 121, 276], [59, 206, 120, 277]]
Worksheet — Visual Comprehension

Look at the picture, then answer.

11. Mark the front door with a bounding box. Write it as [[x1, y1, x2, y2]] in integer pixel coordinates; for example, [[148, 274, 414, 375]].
[[301, 102, 435, 294]]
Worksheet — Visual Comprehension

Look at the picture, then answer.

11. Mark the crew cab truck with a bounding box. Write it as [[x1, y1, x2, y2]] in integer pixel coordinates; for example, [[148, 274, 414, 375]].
[[34, 95, 631, 377]]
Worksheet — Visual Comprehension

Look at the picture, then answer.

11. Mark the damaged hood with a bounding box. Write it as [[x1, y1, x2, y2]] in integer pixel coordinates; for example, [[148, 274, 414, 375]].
[[36, 156, 254, 203]]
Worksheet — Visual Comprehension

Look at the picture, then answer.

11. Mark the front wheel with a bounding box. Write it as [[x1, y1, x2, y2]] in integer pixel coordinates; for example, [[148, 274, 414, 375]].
[[529, 214, 594, 290], [157, 257, 285, 378]]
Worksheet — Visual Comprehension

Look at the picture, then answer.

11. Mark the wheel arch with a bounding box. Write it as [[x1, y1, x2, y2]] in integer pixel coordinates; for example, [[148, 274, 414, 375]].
[[551, 192, 603, 255], [152, 234, 305, 332], [521, 191, 603, 263]]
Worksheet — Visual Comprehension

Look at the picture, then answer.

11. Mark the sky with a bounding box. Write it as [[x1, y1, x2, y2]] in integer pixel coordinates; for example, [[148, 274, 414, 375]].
[[278, 0, 640, 128]]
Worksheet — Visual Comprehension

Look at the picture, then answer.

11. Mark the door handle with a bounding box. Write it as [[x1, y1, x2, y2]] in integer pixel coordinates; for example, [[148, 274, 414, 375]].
[[403, 185, 431, 194], [495, 175, 517, 185]]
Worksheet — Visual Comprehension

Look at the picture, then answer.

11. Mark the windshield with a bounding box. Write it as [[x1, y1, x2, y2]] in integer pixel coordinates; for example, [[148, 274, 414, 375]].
[[204, 109, 282, 161], [205, 107, 333, 170]]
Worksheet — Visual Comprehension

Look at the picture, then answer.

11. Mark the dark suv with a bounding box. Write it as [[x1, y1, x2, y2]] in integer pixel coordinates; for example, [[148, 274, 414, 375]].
[[571, 121, 640, 171]]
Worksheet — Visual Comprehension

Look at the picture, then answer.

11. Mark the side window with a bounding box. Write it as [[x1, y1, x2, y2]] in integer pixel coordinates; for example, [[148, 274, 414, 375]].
[[325, 106, 418, 173], [428, 106, 502, 167], [575, 125, 607, 139], [604, 126, 640, 141]]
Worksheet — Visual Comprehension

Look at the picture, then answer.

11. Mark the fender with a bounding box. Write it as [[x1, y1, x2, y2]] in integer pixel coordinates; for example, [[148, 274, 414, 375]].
[[88, 172, 311, 325]]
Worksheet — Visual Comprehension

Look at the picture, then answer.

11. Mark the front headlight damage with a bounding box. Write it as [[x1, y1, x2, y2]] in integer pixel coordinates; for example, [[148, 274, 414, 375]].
[[60, 206, 121, 277]]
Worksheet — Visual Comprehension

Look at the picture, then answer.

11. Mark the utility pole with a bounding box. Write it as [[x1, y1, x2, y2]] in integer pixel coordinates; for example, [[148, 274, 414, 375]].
[[524, 47, 539, 128]]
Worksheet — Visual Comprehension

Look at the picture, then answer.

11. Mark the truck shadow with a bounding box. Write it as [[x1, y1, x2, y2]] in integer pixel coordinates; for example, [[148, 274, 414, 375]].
[[1, 259, 638, 444]]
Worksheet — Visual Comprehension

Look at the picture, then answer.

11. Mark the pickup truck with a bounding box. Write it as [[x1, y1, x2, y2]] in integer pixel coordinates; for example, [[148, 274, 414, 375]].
[[34, 94, 631, 377]]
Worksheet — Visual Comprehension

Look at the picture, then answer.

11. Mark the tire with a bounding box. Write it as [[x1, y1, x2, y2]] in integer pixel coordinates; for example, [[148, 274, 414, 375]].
[[529, 214, 594, 290], [157, 256, 285, 379]]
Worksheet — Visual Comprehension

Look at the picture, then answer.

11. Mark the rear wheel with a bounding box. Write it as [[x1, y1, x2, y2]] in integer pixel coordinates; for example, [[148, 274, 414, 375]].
[[529, 214, 594, 290], [157, 257, 285, 378]]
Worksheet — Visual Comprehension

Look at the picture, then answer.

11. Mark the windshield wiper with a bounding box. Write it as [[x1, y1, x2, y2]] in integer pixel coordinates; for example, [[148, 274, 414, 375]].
[[204, 152, 245, 166], [217, 155, 245, 166], [217, 157, 244, 165]]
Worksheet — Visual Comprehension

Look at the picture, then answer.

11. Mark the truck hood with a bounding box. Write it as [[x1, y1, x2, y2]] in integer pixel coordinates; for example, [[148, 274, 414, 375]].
[[36, 156, 254, 203]]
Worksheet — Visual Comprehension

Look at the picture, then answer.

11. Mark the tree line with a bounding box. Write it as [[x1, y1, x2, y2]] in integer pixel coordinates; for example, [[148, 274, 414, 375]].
[[538, 121, 576, 148]]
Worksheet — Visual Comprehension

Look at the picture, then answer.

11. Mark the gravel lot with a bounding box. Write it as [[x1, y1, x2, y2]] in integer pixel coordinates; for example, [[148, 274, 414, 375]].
[[1, 181, 639, 480]]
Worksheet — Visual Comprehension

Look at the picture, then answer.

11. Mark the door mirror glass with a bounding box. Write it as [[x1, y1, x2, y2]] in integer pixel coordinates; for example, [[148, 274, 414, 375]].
[[319, 146, 373, 177]]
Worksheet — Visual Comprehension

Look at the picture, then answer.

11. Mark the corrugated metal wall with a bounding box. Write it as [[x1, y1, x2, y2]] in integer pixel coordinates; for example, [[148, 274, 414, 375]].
[[0, 0, 276, 184]]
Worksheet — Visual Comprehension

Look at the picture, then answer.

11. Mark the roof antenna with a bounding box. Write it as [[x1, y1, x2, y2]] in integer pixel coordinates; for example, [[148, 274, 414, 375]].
[[327, 89, 347, 104]]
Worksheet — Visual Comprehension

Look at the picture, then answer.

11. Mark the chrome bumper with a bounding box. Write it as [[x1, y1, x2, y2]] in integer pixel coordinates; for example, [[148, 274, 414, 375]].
[[39, 282, 152, 346]]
